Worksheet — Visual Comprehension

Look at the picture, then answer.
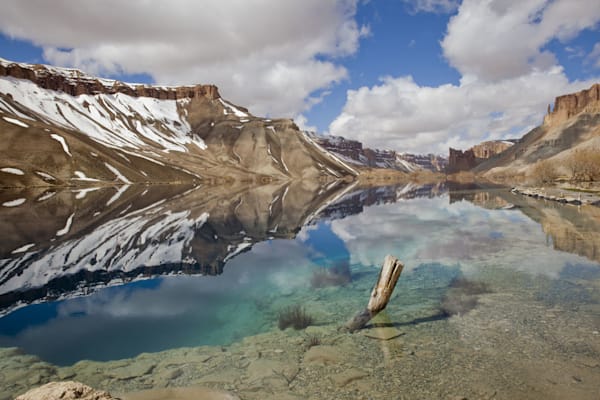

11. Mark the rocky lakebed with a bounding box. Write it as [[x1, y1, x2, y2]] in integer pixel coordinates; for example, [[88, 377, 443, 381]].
[[3, 264, 600, 400]]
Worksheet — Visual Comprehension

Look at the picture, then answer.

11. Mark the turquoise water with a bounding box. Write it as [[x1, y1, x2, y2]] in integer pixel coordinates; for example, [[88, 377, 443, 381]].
[[1, 182, 600, 399]]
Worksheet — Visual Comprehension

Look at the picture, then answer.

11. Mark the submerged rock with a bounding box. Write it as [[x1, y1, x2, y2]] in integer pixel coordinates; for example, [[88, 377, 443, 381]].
[[303, 345, 343, 365], [121, 387, 240, 400], [15, 381, 116, 400]]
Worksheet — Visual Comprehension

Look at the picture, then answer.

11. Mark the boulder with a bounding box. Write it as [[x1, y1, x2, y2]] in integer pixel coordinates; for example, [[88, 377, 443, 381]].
[[15, 381, 115, 400]]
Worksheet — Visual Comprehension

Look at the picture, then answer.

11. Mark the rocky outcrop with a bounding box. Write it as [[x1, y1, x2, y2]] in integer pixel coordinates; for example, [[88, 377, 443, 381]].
[[448, 148, 477, 172], [310, 134, 441, 172], [544, 83, 600, 126], [397, 153, 447, 172], [362, 148, 396, 167], [0, 58, 220, 101], [471, 141, 515, 159], [476, 83, 600, 181], [448, 140, 515, 172], [15, 381, 116, 400], [313, 135, 362, 160]]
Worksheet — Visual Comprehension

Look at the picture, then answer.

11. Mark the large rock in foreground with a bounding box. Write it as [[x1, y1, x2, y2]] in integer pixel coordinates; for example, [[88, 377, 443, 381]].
[[15, 381, 116, 400]]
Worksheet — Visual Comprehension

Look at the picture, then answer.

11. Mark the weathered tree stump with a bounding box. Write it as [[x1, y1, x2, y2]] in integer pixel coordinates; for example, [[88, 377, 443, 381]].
[[343, 254, 404, 333]]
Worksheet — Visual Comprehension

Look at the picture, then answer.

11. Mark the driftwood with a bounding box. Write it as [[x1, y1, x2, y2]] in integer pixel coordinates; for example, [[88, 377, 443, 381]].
[[343, 254, 404, 332]]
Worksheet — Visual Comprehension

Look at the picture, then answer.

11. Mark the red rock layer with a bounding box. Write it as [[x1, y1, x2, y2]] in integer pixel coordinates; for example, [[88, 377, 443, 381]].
[[545, 83, 600, 125], [0, 60, 220, 100]]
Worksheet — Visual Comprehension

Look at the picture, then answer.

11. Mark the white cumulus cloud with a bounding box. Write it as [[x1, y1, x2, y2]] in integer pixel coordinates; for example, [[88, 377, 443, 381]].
[[588, 43, 600, 68], [330, 0, 600, 154], [0, 0, 368, 118]]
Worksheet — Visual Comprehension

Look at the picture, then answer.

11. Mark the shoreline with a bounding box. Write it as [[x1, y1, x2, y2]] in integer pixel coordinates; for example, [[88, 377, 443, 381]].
[[511, 186, 600, 206]]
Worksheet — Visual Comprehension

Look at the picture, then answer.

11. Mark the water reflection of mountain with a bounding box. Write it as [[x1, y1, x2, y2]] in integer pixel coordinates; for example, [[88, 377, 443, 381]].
[[3, 179, 598, 316], [319, 182, 448, 220], [0, 180, 357, 315], [450, 185, 600, 264], [0, 180, 454, 315]]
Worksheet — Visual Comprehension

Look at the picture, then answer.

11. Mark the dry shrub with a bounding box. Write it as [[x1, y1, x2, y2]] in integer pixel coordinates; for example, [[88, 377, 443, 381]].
[[531, 159, 558, 184], [278, 305, 314, 330], [567, 149, 600, 182], [305, 335, 321, 349]]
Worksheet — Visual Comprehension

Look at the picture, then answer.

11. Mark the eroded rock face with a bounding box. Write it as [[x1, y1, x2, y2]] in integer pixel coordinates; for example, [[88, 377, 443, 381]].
[[448, 140, 514, 172], [0, 58, 220, 101], [311, 134, 445, 172], [15, 381, 116, 400], [397, 153, 448, 172], [470, 141, 514, 159], [544, 83, 600, 126], [448, 148, 477, 172]]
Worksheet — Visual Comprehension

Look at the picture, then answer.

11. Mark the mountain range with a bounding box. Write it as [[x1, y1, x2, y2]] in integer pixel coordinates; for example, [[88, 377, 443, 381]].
[[0, 58, 361, 188], [1, 57, 598, 188]]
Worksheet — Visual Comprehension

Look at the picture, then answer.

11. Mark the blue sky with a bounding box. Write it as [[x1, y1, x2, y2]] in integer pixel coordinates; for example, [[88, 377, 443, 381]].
[[0, 0, 599, 154]]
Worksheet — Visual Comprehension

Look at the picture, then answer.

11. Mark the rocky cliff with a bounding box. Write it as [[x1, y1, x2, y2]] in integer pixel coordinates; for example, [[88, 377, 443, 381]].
[[310, 134, 445, 173], [397, 153, 447, 172], [543, 83, 600, 126], [448, 140, 515, 172], [0, 57, 220, 100], [476, 83, 600, 182], [0, 58, 357, 188]]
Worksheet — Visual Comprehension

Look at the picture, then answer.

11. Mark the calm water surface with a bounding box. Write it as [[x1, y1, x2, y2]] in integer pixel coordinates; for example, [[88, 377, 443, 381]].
[[0, 181, 599, 399]]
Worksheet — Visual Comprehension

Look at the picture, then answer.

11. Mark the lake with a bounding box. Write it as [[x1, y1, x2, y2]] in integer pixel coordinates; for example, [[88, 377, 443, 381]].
[[1, 181, 599, 399]]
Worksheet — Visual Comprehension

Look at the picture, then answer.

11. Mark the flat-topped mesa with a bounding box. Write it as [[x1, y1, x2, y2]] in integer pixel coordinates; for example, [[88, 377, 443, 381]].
[[544, 83, 600, 126], [0, 58, 220, 101]]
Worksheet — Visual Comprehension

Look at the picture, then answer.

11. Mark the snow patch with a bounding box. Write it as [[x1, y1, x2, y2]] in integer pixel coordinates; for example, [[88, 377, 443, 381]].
[[106, 184, 131, 206], [11, 243, 35, 254], [224, 242, 253, 262], [2, 116, 29, 128], [73, 186, 102, 199], [37, 191, 56, 202], [2, 198, 26, 207], [35, 171, 56, 181], [56, 213, 74, 236], [1, 167, 24, 175], [219, 98, 248, 117], [73, 171, 100, 181], [49, 133, 72, 156], [104, 163, 132, 184]]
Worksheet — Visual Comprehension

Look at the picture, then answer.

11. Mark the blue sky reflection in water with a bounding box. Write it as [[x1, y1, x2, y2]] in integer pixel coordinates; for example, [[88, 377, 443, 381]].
[[1, 188, 600, 366]]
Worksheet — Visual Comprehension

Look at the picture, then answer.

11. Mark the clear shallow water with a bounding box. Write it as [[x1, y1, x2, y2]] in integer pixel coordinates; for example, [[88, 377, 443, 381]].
[[1, 181, 599, 399]]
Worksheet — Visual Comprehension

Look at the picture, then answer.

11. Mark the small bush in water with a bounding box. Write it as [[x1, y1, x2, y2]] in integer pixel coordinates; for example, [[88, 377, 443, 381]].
[[278, 305, 314, 330]]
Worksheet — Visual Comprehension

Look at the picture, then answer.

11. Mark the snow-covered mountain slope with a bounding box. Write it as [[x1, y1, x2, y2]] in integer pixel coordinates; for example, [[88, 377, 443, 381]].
[[0, 58, 357, 187]]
